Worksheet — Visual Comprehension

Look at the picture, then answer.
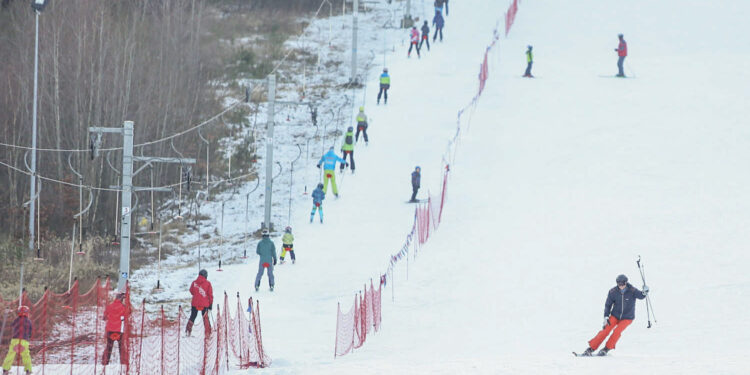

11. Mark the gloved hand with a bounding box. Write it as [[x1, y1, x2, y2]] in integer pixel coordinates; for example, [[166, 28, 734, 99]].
[[273, 258, 277, 266], [603, 317, 610, 329], [316, 164, 321, 169], [208, 304, 213, 311], [642, 285, 649, 295], [614, 48, 618, 52]]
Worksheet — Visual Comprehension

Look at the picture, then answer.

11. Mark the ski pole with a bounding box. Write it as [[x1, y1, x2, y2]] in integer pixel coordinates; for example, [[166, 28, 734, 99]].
[[637, 255, 657, 327]]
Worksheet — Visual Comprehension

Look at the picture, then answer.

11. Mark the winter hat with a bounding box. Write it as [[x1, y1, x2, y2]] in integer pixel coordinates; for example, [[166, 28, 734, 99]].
[[199, 269, 208, 278], [616, 274, 628, 284], [17, 306, 30, 317]]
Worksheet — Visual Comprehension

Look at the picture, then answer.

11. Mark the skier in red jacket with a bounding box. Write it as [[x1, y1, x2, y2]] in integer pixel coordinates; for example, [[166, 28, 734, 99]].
[[615, 34, 628, 77], [186, 269, 213, 336], [102, 292, 129, 366]]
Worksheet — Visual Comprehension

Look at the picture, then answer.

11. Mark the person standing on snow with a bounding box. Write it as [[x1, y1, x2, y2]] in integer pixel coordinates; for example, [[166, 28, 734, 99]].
[[355, 106, 369, 144], [2, 306, 33, 375], [317, 146, 347, 197], [310, 183, 325, 223], [523, 45, 534, 77], [340, 127, 356, 173], [377, 68, 390, 105], [255, 230, 277, 292], [408, 26, 421, 58], [433, 11, 445, 42], [434, 0, 448, 15], [420, 20, 431, 52], [186, 269, 213, 337], [615, 34, 627, 77], [410, 166, 421, 202], [101, 293, 129, 366], [280, 226, 295, 264], [579, 274, 649, 356]]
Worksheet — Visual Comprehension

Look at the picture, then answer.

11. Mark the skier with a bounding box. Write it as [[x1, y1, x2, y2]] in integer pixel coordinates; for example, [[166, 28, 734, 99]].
[[310, 183, 325, 223], [340, 127, 355, 173], [420, 20, 431, 52], [186, 269, 213, 337], [280, 226, 295, 264], [614, 33, 627, 77], [433, 11, 445, 42], [101, 292, 129, 366], [434, 0, 448, 15], [355, 106, 369, 144], [523, 45, 534, 78], [409, 166, 421, 202], [2, 306, 33, 375], [254, 229, 277, 292], [408, 26, 421, 58], [579, 274, 649, 356], [317, 146, 347, 197], [377, 68, 390, 105]]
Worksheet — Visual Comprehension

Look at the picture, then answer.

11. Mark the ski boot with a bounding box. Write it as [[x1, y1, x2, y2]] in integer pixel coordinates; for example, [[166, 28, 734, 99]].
[[255, 285, 260, 292], [270, 285, 274, 292], [597, 348, 610, 356], [580, 347, 594, 356], [292, 259, 296, 264]]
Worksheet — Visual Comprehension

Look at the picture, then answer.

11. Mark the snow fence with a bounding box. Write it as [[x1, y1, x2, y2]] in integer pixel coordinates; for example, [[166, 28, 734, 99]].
[[0, 278, 270, 374]]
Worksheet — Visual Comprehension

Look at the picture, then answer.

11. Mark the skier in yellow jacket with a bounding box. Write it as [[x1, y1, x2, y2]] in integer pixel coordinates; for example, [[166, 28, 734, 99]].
[[280, 226, 295, 264]]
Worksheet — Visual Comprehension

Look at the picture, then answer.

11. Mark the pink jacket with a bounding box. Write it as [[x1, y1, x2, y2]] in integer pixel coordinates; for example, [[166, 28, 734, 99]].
[[410, 29, 419, 43]]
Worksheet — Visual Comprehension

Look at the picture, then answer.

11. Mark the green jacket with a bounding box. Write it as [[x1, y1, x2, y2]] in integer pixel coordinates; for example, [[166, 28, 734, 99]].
[[341, 131, 355, 151], [256, 237, 277, 264], [526, 49, 533, 63], [282, 233, 294, 246]]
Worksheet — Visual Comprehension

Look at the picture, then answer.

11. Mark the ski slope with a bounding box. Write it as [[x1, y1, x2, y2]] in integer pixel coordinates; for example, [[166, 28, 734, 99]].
[[211, 0, 750, 373]]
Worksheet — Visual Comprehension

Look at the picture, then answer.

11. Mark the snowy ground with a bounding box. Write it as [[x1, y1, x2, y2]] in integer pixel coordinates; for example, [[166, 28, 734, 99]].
[[135, 0, 750, 374]]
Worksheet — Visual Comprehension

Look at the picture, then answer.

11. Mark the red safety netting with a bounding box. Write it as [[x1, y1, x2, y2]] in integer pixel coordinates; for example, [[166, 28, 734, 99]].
[[334, 280, 381, 358], [505, 0, 519, 36], [0, 279, 269, 374]]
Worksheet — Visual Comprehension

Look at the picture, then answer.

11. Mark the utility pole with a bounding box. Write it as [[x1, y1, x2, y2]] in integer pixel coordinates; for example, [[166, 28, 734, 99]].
[[403, 0, 413, 28], [28, 4, 42, 251], [90, 121, 195, 292], [263, 74, 276, 231], [351, 0, 359, 84]]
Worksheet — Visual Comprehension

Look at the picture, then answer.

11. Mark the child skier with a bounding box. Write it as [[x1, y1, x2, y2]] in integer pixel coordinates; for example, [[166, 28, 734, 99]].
[[578, 274, 649, 356], [408, 26, 420, 58], [310, 183, 325, 223], [186, 269, 213, 337], [377, 68, 390, 105], [355, 106, 369, 143], [102, 293, 129, 366], [410, 166, 421, 202], [420, 21, 431, 52], [433, 11, 445, 42], [255, 230, 277, 292], [2, 306, 33, 375], [523, 45, 534, 77], [340, 127, 355, 173], [317, 147, 347, 197], [280, 226, 295, 264]]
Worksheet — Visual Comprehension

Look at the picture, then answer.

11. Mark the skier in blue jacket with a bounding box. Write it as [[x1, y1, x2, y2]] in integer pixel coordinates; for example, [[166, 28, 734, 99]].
[[432, 11, 444, 42], [310, 183, 325, 223], [317, 147, 347, 196]]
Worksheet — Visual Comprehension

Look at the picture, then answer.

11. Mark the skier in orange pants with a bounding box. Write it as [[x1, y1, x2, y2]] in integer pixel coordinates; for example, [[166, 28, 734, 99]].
[[578, 274, 649, 356]]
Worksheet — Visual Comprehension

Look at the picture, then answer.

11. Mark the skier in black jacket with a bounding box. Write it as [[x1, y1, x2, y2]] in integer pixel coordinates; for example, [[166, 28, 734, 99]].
[[420, 21, 430, 52], [579, 274, 649, 356]]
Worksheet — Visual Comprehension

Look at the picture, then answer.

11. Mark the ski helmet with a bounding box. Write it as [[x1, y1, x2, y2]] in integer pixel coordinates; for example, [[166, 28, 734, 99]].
[[262, 229, 270, 237], [199, 269, 208, 278], [347, 126, 354, 132], [527, 45, 533, 50], [618, 33, 624, 38], [17, 306, 29, 317], [285, 226, 292, 233], [383, 67, 388, 73], [317, 183, 324, 189], [616, 274, 628, 285], [415, 166, 421, 171], [115, 292, 126, 301]]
